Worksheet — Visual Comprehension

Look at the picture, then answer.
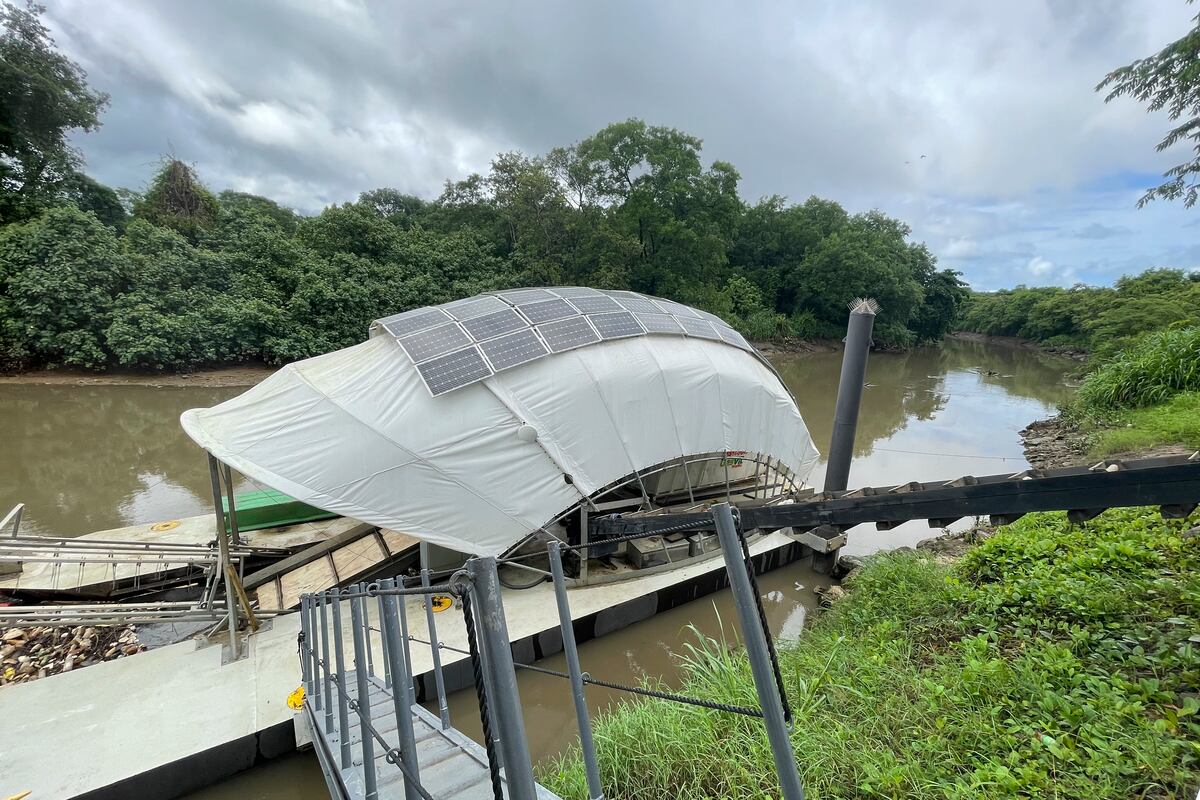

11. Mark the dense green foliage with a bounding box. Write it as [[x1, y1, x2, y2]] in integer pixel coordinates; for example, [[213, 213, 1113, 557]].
[[0, 2, 109, 224], [1098, 5, 1200, 207], [0, 5, 967, 371], [957, 268, 1200, 356], [1076, 326, 1200, 410], [545, 508, 1200, 799]]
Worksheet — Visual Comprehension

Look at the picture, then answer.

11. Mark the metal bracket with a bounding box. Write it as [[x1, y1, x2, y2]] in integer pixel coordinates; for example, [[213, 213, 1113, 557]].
[[789, 525, 847, 553]]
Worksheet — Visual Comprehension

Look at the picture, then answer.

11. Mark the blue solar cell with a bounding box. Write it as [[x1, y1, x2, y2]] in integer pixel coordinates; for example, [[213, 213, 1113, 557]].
[[518, 298, 578, 324], [461, 308, 528, 341], [379, 307, 451, 337], [590, 311, 644, 339], [417, 347, 493, 395], [550, 286, 604, 298], [498, 288, 556, 304], [444, 295, 510, 320], [568, 295, 622, 314], [677, 316, 721, 340], [617, 297, 664, 314], [398, 322, 473, 362], [537, 316, 600, 352], [480, 329, 549, 371], [635, 313, 684, 334]]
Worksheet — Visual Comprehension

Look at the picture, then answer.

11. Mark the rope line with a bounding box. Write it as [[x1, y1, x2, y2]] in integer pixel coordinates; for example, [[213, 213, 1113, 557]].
[[734, 520, 793, 725], [403, 634, 765, 719], [460, 590, 505, 800]]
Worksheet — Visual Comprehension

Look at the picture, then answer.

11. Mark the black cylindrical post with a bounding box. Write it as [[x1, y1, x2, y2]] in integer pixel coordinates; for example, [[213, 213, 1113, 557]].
[[824, 299, 877, 493]]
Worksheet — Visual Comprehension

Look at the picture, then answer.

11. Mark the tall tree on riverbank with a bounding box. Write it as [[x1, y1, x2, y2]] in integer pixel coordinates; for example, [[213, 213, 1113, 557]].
[[1099, 3, 1200, 207], [0, 2, 109, 222]]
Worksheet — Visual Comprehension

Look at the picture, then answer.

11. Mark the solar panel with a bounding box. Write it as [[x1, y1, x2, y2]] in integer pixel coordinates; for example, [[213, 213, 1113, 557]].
[[399, 322, 473, 362], [677, 316, 721, 340], [654, 299, 701, 319], [373, 287, 765, 396], [517, 298, 577, 324], [568, 295, 622, 314], [537, 316, 600, 352], [417, 346, 493, 395], [635, 313, 684, 334], [461, 308, 528, 341], [499, 288, 557, 304], [715, 324, 753, 350], [616, 296, 664, 314], [444, 295, 510, 321], [549, 286, 604, 298], [480, 329, 549, 371], [590, 311, 644, 340], [379, 308, 451, 337]]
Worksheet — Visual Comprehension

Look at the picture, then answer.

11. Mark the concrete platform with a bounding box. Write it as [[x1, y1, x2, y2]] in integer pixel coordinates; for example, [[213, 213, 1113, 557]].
[[0, 530, 803, 799]]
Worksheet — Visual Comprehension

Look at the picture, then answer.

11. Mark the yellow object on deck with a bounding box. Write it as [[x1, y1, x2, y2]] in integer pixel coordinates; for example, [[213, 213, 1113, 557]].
[[287, 685, 305, 710]]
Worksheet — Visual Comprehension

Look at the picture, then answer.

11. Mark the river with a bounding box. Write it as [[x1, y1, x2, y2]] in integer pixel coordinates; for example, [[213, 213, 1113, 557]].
[[0, 337, 1076, 798]]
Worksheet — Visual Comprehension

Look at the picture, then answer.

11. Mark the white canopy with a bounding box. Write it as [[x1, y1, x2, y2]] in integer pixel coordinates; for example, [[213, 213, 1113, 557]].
[[181, 291, 820, 556]]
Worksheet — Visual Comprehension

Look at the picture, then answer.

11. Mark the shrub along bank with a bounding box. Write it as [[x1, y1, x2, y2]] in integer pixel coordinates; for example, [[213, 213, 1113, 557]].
[[542, 508, 1200, 799]]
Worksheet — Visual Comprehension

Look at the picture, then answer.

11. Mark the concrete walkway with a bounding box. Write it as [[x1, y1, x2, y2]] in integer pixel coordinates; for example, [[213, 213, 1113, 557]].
[[0, 531, 794, 799]]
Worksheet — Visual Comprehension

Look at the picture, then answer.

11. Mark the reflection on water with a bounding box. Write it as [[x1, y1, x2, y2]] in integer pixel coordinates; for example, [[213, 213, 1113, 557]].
[[0, 384, 245, 536], [2, 339, 1076, 797]]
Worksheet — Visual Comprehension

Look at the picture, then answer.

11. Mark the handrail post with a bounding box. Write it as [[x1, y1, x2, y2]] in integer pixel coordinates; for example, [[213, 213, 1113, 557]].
[[466, 555, 538, 800], [713, 503, 805, 800], [396, 580, 416, 710], [422, 568, 452, 729], [330, 586, 352, 770], [320, 592, 334, 734], [380, 578, 423, 800], [300, 596, 315, 710], [548, 541, 605, 800], [207, 453, 238, 659], [350, 587, 379, 799], [377, 582, 392, 690], [221, 463, 242, 549]]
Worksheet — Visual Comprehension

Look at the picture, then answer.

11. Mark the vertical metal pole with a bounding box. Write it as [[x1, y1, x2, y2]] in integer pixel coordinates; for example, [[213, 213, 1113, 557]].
[[578, 506, 589, 585], [377, 584, 392, 691], [380, 578, 422, 800], [396, 583, 417, 710], [713, 503, 804, 800], [221, 463, 242, 549], [331, 586, 352, 770], [363, 584, 375, 679], [466, 556, 538, 800], [824, 300, 876, 493], [422, 568, 451, 729], [300, 595, 313, 699], [207, 453, 238, 659], [350, 591, 379, 800], [815, 299, 876, 575], [548, 542, 605, 800], [320, 593, 335, 734]]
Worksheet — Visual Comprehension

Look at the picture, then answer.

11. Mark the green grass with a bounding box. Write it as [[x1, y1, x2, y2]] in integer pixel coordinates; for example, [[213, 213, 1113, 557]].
[[1086, 391, 1200, 458], [1077, 327, 1200, 411], [542, 509, 1200, 799]]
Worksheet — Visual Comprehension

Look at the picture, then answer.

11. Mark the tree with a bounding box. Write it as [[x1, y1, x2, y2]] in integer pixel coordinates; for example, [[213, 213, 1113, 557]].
[[0, 205, 128, 368], [62, 172, 126, 229], [1098, 6, 1200, 206], [132, 159, 219, 241], [0, 2, 109, 222]]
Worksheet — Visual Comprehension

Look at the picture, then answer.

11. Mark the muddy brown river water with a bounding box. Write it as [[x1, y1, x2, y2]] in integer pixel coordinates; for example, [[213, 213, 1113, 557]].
[[0, 338, 1076, 798]]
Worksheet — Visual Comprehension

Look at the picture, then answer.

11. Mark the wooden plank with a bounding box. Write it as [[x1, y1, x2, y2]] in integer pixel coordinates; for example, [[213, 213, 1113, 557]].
[[241, 523, 374, 591], [255, 580, 282, 611], [330, 536, 387, 579], [279, 558, 337, 610], [379, 528, 419, 555]]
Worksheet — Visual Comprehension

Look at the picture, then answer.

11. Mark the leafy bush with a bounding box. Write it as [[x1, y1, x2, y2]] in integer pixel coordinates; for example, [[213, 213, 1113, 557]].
[[545, 508, 1200, 799], [1077, 327, 1200, 410]]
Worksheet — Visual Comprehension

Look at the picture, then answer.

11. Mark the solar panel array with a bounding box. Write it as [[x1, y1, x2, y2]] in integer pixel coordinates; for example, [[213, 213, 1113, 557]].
[[372, 287, 759, 396]]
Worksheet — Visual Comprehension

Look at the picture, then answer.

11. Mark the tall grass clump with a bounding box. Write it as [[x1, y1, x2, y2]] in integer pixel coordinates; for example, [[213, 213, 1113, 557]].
[[1077, 326, 1200, 411], [542, 509, 1200, 799]]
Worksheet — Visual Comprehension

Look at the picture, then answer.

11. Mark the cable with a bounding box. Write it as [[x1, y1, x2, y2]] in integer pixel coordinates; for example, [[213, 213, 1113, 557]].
[[734, 519, 792, 725], [460, 590, 505, 800], [871, 447, 1022, 461]]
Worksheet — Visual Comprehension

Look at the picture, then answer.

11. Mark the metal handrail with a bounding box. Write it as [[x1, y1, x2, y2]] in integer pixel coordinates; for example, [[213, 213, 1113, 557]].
[[2, 503, 24, 538]]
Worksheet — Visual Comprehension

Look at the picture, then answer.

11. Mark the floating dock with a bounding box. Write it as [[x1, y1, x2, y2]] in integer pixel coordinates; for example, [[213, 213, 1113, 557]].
[[0, 530, 805, 799]]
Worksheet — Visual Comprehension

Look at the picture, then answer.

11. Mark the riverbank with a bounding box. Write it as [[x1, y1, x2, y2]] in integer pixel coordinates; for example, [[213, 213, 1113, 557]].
[[1021, 409, 1198, 469], [542, 506, 1200, 799], [948, 330, 1089, 361], [0, 364, 275, 388]]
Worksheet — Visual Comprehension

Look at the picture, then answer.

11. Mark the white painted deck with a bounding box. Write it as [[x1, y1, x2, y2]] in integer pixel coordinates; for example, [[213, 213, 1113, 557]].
[[0, 530, 794, 798]]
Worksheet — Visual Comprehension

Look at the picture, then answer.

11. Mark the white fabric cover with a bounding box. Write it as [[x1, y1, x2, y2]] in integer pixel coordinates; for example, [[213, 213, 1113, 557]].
[[181, 335, 820, 556]]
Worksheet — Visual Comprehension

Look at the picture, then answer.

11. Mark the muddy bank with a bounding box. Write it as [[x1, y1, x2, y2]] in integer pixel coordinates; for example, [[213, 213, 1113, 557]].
[[949, 330, 1089, 361], [750, 337, 839, 356], [1020, 415, 1089, 469], [0, 365, 274, 388]]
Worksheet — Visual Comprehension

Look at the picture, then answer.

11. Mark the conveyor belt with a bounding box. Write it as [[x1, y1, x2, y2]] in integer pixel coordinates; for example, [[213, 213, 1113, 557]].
[[591, 452, 1200, 540]]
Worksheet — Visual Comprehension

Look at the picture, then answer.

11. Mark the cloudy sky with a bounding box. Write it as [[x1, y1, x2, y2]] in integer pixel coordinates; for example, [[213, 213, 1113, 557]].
[[44, 0, 1200, 290]]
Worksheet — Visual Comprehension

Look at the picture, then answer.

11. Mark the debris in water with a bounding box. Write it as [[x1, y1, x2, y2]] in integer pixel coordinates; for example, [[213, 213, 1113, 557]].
[[0, 624, 142, 686]]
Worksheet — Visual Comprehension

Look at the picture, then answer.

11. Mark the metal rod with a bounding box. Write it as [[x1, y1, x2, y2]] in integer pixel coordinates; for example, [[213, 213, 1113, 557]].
[[363, 585, 375, 679], [377, 581, 392, 691], [421, 568, 451, 729], [221, 463, 242, 549], [548, 542, 605, 800], [306, 596, 322, 712], [2, 503, 24, 537], [208, 453, 239, 659], [396, 583, 416, 711], [330, 586, 352, 770], [712, 503, 804, 800], [320, 592, 334, 735], [300, 596, 313, 704], [380, 578, 423, 800], [465, 556, 539, 800], [350, 589, 379, 800], [824, 300, 876, 494]]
